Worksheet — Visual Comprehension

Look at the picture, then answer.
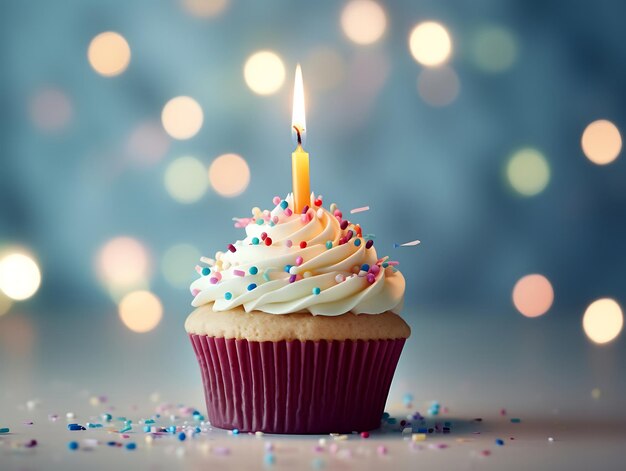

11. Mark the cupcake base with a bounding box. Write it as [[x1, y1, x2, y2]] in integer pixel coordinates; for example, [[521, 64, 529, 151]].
[[189, 334, 405, 434]]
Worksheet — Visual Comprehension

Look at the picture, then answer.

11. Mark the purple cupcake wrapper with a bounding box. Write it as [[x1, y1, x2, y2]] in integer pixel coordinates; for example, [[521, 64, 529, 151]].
[[189, 334, 406, 434]]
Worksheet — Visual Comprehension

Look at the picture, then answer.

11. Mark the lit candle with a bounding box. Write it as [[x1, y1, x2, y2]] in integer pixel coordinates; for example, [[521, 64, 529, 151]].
[[291, 64, 310, 214]]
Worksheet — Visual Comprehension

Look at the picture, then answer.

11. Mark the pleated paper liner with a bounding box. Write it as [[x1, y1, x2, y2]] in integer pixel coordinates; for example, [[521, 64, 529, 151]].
[[189, 334, 406, 434]]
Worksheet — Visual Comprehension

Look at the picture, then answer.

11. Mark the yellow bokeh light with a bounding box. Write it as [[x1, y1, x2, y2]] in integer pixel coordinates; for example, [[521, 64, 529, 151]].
[[0, 291, 14, 316], [29, 88, 72, 132], [417, 66, 460, 107], [126, 121, 170, 166], [583, 298, 623, 344], [581, 120, 622, 165], [164, 156, 209, 203], [161, 96, 204, 140], [305, 47, 345, 91], [409, 21, 452, 67], [243, 51, 286, 95], [96, 237, 150, 290], [512, 274, 554, 318], [470, 26, 517, 73], [161, 244, 201, 287], [208, 153, 250, 197], [118, 290, 163, 333], [340, 0, 387, 45], [180, 0, 229, 17], [0, 253, 42, 301], [87, 32, 131, 77], [506, 148, 550, 196]]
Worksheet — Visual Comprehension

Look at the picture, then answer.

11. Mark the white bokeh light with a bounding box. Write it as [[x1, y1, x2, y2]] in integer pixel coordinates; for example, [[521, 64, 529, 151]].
[[340, 0, 387, 45], [118, 290, 163, 333], [243, 51, 286, 95], [0, 253, 42, 301], [161, 96, 204, 140], [583, 298, 623, 344], [88, 32, 131, 77], [409, 22, 452, 67], [208, 153, 250, 197]]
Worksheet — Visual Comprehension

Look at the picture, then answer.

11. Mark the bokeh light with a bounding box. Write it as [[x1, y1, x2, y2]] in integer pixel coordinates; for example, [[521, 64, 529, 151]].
[[87, 31, 131, 77], [164, 156, 209, 203], [409, 21, 452, 67], [470, 26, 517, 73], [161, 96, 204, 140], [208, 153, 250, 197], [118, 290, 163, 333], [512, 274, 554, 318], [0, 291, 14, 316], [0, 253, 42, 301], [161, 244, 201, 287], [243, 51, 286, 95], [126, 121, 170, 166], [29, 87, 72, 132], [417, 66, 460, 107], [305, 47, 346, 91], [340, 0, 387, 45], [96, 237, 150, 291], [583, 298, 624, 344], [180, 0, 229, 17], [506, 148, 550, 196], [581, 120, 622, 165]]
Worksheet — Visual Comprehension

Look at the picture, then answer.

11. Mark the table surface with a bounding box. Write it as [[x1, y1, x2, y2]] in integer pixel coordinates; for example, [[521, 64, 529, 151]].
[[2, 306, 625, 470]]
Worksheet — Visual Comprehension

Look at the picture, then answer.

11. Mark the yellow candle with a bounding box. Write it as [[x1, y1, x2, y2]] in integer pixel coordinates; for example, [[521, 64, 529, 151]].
[[291, 64, 310, 213]]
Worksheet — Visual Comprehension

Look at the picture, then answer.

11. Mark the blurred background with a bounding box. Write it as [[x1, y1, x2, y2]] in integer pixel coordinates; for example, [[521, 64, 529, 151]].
[[1, 0, 624, 418]]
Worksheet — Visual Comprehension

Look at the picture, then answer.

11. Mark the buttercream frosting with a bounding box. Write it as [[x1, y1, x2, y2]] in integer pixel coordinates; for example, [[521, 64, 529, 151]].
[[190, 194, 405, 316]]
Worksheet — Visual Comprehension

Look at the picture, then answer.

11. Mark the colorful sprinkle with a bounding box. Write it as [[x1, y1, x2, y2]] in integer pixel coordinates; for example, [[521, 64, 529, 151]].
[[249, 266, 258, 275], [511, 418, 521, 423], [210, 277, 218, 284], [252, 237, 259, 245], [360, 431, 370, 439], [289, 274, 297, 283], [284, 264, 292, 273], [286, 239, 293, 248], [325, 241, 333, 249], [394, 239, 421, 248], [284, 208, 293, 216], [265, 237, 272, 246], [350, 206, 370, 214], [314, 198, 322, 206], [233, 269, 246, 277], [247, 283, 257, 291], [365, 239, 374, 249], [299, 241, 307, 248], [201, 267, 211, 276], [354, 238, 361, 246], [68, 441, 79, 450], [0, 428, 10, 433], [301, 205, 309, 214], [279, 200, 288, 209], [225, 292, 232, 300], [227, 244, 236, 252], [340, 220, 349, 230], [495, 438, 505, 446], [256, 219, 264, 226], [178, 432, 186, 441], [272, 196, 281, 205], [312, 287, 321, 295], [295, 256, 303, 266], [126, 442, 137, 450]]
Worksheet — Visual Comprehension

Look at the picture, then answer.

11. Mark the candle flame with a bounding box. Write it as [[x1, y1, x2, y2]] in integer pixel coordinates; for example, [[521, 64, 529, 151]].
[[291, 64, 306, 147]]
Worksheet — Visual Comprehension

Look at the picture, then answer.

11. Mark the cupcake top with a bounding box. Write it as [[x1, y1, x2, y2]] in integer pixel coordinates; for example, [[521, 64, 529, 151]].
[[189, 194, 405, 316]]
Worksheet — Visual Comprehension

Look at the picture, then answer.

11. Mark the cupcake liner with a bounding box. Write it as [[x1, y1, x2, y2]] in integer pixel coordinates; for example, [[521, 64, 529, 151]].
[[189, 334, 406, 434]]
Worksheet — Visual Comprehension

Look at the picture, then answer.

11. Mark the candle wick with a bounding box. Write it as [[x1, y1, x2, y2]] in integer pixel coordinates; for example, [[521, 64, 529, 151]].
[[293, 125, 302, 146]]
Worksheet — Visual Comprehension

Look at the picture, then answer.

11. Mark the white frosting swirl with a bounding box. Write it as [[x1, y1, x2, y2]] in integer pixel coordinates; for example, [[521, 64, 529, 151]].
[[190, 194, 404, 316]]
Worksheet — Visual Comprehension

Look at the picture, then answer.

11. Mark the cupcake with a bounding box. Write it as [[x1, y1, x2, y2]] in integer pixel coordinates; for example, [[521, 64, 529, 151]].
[[185, 194, 410, 434]]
